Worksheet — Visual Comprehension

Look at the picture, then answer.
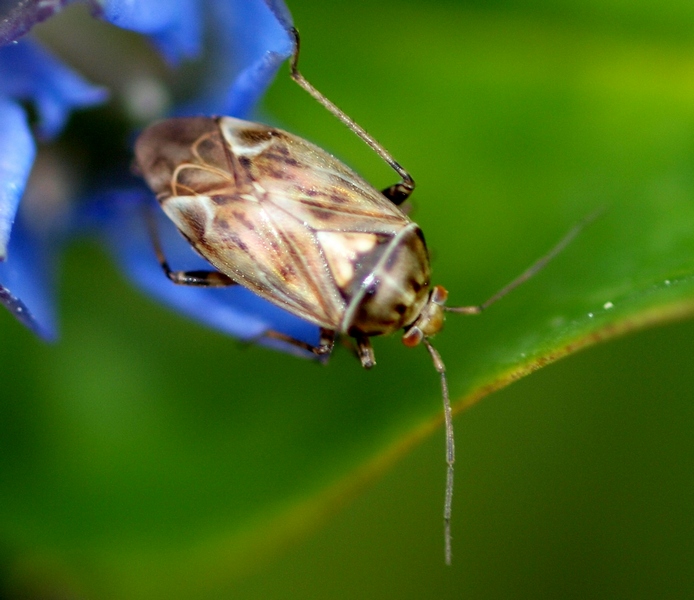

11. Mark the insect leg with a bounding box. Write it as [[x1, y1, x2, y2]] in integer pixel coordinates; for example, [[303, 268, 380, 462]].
[[379, 184, 413, 206], [354, 335, 376, 369], [288, 28, 415, 205], [262, 327, 335, 358], [160, 268, 237, 287], [145, 207, 237, 287]]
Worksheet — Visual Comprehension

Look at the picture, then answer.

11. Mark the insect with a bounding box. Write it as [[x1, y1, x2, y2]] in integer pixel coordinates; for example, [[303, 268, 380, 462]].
[[135, 28, 586, 564]]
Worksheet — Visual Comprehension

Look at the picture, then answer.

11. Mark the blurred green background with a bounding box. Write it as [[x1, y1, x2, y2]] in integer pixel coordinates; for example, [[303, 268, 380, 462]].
[[2, 0, 694, 597]]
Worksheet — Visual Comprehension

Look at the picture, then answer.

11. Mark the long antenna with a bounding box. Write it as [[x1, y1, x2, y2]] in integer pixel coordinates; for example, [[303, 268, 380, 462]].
[[428, 209, 601, 563], [446, 209, 603, 315], [423, 339, 454, 566], [288, 27, 415, 202]]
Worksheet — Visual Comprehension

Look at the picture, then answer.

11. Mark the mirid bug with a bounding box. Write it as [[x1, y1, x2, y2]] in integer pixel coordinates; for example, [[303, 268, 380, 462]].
[[135, 28, 586, 564]]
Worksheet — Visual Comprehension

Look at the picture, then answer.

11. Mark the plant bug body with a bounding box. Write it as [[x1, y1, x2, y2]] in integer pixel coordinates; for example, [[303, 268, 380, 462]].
[[135, 115, 432, 348], [135, 27, 588, 565]]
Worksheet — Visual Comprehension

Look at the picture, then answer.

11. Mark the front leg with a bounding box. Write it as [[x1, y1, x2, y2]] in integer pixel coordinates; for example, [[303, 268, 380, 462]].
[[288, 27, 415, 207]]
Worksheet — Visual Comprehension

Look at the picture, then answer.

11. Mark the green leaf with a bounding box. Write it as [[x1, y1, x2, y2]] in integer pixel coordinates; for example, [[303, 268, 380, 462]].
[[2, 0, 694, 598]]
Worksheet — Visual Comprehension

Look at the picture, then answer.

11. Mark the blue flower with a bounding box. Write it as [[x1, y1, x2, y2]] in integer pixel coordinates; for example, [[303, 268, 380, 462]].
[[0, 34, 107, 339], [0, 0, 321, 355]]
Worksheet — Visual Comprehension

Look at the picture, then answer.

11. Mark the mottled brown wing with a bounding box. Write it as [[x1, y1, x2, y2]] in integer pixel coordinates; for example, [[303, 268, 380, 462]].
[[161, 190, 346, 328], [217, 117, 411, 236], [136, 117, 416, 328], [219, 118, 419, 307]]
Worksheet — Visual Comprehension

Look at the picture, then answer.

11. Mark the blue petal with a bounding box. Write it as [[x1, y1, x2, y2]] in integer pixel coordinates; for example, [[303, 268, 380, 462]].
[[0, 0, 69, 46], [262, 0, 294, 32], [91, 0, 317, 356], [0, 98, 36, 259], [0, 39, 108, 139], [0, 206, 58, 340], [96, 0, 202, 64], [178, 0, 294, 118], [92, 189, 322, 358]]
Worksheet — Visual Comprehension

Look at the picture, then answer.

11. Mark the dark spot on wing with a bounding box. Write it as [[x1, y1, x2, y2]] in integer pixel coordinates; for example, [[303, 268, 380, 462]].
[[177, 205, 206, 241], [329, 193, 349, 205], [311, 208, 336, 222], [263, 152, 301, 168], [238, 128, 274, 145], [278, 264, 297, 281], [267, 168, 289, 180], [238, 156, 252, 169], [232, 210, 255, 231], [231, 235, 249, 252], [212, 195, 231, 205]]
